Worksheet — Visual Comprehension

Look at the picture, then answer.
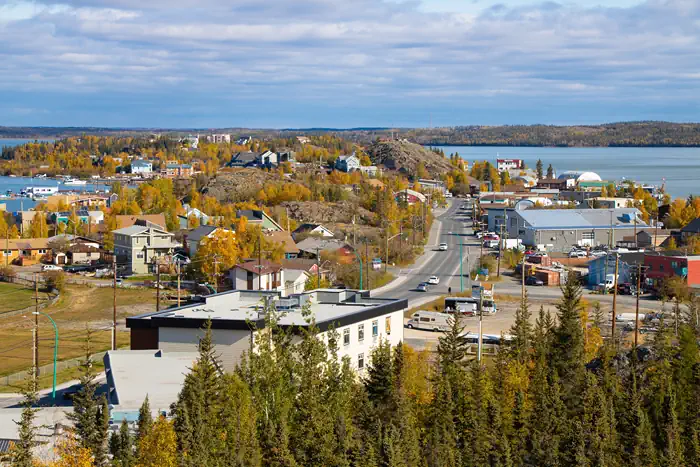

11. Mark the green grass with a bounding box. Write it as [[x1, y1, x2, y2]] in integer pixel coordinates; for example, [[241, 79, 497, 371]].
[[0, 360, 107, 394], [0, 282, 49, 314], [124, 274, 174, 282]]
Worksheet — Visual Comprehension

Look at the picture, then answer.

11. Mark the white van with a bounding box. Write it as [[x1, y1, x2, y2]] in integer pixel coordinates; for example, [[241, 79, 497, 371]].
[[406, 311, 452, 332]]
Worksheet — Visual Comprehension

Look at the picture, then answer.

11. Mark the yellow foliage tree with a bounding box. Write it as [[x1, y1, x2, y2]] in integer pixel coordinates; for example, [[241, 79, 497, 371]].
[[195, 230, 239, 284], [39, 432, 95, 467], [135, 416, 177, 467]]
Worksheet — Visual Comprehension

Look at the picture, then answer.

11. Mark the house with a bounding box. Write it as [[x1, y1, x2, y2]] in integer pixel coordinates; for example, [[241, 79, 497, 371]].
[[296, 238, 354, 260], [131, 160, 153, 175], [236, 210, 283, 232], [183, 135, 199, 149], [207, 134, 231, 144], [281, 258, 323, 278], [680, 218, 700, 242], [49, 235, 104, 265], [296, 136, 310, 144], [358, 165, 379, 176], [285, 269, 310, 295], [586, 197, 634, 209], [50, 209, 91, 226], [292, 223, 335, 241], [512, 175, 538, 187], [185, 225, 232, 258], [178, 205, 217, 230], [395, 189, 427, 205], [264, 231, 300, 259], [126, 288, 406, 372], [1, 238, 50, 266], [335, 154, 360, 173], [536, 178, 568, 190], [644, 253, 700, 289], [230, 259, 285, 294], [113, 223, 180, 275], [618, 229, 671, 249], [236, 136, 252, 145], [497, 159, 524, 172], [162, 163, 193, 179], [587, 252, 644, 287], [278, 151, 296, 163], [506, 208, 647, 252], [116, 214, 167, 230], [12, 211, 40, 233], [418, 179, 447, 195], [227, 151, 262, 168]]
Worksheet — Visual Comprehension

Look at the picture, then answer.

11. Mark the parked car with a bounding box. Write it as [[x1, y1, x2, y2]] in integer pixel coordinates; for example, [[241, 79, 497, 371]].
[[568, 249, 587, 258], [416, 282, 429, 292], [427, 276, 440, 285], [617, 283, 639, 295], [406, 311, 451, 332], [483, 240, 499, 248], [438, 242, 448, 251], [42, 264, 62, 271], [525, 276, 544, 286]]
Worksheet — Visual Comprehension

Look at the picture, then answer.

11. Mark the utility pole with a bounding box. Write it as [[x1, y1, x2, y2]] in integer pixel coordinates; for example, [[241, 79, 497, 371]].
[[497, 223, 504, 277], [365, 243, 370, 291], [213, 255, 219, 293], [385, 232, 389, 274], [34, 273, 39, 380], [611, 254, 619, 345], [654, 213, 659, 252], [176, 262, 181, 307], [635, 262, 641, 348], [258, 233, 262, 291], [112, 255, 117, 350], [316, 247, 321, 289], [156, 262, 161, 312], [521, 255, 526, 299], [634, 215, 638, 249], [5, 232, 8, 267], [477, 288, 484, 363], [459, 242, 463, 293]]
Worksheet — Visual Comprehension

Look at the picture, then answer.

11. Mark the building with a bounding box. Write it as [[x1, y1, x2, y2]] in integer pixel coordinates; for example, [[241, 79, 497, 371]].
[[49, 209, 91, 226], [178, 205, 218, 230], [417, 179, 447, 194], [587, 252, 644, 287], [644, 253, 700, 289], [335, 154, 360, 173], [557, 171, 603, 189], [395, 189, 427, 205], [227, 151, 260, 168], [115, 214, 167, 230], [292, 223, 335, 241], [162, 162, 193, 179], [285, 269, 309, 295], [236, 210, 283, 232], [296, 136, 311, 144], [497, 159, 524, 172], [46, 194, 109, 210], [49, 235, 104, 265], [264, 231, 300, 259], [536, 178, 568, 190], [126, 289, 406, 372], [113, 222, 180, 275], [1, 238, 50, 265], [207, 134, 231, 144], [183, 135, 199, 149], [185, 225, 232, 258], [230, 259, 285, 294], [358, 165, 379, 176], [104, 350, 198, 417], [236, 136, 252, 145], [618, 229, 671, 249], [296, 238, 355, 260], [680, 218, 700, 242], [131, 160, 153, 175], [586, 197, 634, 209], [506, 208, 647, 252]]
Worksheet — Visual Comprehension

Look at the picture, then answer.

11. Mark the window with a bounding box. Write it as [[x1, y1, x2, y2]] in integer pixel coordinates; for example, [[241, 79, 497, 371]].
[[343, 328, 350, 346], [660, 265, 664, 271], [137, 254, 144, 259], [582, 232, 595, 240], [372, 320, 379, 338], [671, 261, 678, 269], [385, 316, 391, 335], [358, 324, 364, 342], [358, 353, 364, 370]]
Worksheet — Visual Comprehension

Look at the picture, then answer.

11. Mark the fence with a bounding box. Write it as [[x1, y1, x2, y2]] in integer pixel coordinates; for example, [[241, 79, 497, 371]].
[[0, 351, 107, 388]]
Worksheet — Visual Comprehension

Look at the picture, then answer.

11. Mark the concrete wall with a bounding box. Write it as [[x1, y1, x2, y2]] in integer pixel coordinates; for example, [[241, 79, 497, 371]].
[[523, 227, 639, 252]]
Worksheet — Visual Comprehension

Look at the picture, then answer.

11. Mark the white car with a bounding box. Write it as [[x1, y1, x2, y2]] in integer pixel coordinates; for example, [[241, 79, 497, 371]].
[[427, 276, 440, 285], [438, 243, 448, 251], [568, 250, 587, 258], [42, 264, 62, 271]]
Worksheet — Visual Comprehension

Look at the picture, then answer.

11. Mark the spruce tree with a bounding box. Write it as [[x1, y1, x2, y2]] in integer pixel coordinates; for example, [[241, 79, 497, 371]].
[[10, 370, 38, 467], [365, 340, 395, 417], [547, 164, 554, 179], [536, 159, 544, 179], [109, 419, 134, 467], [136, 396, 153, 445], [66, 329, 109, 465], [509, 291, 533, 364], [219, 374, 261, 467], [550, 275, 585, 403], [437, 314, 467, 371], [664, 391, 685, 465], [425, 374, 460, 467]]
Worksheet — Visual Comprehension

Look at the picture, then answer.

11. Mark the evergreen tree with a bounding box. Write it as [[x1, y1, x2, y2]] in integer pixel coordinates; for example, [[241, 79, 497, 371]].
[[550, 275, 585, 403], [509, 291, 533, 364], [365, 340, 395, 417], [591, 301, 605, 329], [109, 419, 134, 467], [425, 375, 459, 467], [664, 391, 685, 466], [10, 370, 38, 467], [136, 396, 153, 445], [547, 164, 554, 179], [66, 329, 109, 465], [436, 314, 467, 371], [536, 159, 544, 179]]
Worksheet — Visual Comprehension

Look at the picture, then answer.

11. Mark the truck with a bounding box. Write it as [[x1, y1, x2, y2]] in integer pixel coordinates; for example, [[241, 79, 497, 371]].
[[598, 274, 617, 292], [406, 311, 452, 332], [502, 239, 523, 250]]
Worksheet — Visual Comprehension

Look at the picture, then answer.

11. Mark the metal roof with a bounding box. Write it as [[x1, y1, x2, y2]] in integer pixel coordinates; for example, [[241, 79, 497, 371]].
[[517, 208, 646, 230]]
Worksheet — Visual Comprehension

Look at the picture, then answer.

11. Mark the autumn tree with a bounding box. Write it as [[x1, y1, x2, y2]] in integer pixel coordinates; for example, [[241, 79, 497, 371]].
[[194, 230, 239, 285], [136, 416, 178, 467]]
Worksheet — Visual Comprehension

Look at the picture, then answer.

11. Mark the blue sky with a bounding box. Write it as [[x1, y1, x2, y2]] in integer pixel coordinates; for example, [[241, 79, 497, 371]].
[[1, 0, 699, 128]]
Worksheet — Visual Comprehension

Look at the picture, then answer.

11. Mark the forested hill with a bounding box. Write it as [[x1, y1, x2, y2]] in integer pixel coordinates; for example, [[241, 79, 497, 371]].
[[4, 121, 700, 147]]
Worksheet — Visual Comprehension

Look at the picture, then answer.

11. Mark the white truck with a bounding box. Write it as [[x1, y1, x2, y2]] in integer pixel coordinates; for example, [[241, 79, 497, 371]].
[[406, 311, 452, 332], [502, 239, 523, 250]]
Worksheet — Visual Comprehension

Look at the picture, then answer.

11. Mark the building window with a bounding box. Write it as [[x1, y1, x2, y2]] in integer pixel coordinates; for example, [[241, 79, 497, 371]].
[[358, 324, 364, 342], [582, 232, 594, 240], [385, 316, 391, 335], [343, 328, 350, 346], [660, 265, 664, 271], [358, 353, 364, 370], [372, 320, 378, 338], [671, 261, 678, 268]]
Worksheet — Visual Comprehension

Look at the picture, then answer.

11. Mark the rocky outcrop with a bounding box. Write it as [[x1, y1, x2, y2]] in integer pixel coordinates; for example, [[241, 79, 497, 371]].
[[367, 140, 453, 178]]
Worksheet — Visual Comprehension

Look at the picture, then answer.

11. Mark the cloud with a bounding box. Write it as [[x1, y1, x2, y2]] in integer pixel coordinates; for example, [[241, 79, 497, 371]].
[[0, 0, 699, 126]]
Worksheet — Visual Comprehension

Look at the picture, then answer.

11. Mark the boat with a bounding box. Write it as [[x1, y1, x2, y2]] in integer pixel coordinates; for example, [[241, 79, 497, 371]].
[[63, 178, 87, 186]]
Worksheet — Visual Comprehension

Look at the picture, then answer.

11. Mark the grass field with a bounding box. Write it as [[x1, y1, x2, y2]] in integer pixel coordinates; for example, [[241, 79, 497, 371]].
[[0, 360, 106, 394], [0, 284, 157, 377], [0, 282, 50, 314]]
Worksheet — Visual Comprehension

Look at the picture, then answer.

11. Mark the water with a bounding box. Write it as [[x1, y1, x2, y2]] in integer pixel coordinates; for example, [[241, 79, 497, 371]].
[[0, 138, 54, 149], [431, 146, 700, 199], [0, 176, 111, 212]]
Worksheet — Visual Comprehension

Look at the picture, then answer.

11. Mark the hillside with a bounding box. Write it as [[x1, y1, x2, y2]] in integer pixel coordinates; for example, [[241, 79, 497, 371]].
[[366, 140, 453, 178], [202, 169, 278, 203]]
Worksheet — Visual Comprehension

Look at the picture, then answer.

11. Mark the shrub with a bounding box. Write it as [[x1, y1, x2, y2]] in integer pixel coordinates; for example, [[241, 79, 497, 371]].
[[44, 270, 66, 293]]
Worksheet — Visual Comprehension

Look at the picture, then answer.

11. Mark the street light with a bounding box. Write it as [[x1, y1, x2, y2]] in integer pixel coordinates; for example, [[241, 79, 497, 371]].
[[385, 233, 402, 273], [33, 311, 58, 402]]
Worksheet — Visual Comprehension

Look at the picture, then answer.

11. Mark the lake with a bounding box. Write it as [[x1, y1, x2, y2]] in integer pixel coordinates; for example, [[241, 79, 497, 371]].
[[0, 176, 111, 212], [431, 146, 700, 199], [0, 138, 54, 149]]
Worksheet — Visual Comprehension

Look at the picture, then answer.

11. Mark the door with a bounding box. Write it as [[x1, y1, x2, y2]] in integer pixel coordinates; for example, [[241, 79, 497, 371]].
[[247, 271, 254, 290]]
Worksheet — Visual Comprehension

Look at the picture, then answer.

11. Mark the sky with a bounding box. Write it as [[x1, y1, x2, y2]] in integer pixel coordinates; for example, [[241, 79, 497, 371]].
[[1, 0, 699, 128]]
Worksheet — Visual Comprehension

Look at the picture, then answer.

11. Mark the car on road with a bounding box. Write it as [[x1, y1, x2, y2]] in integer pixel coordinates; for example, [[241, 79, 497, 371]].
[[568, 249, 587, 258], [427, 275, 440, 285], [483, 240, 499, 248], [438, 242, 448, 251], [407, 311, 451, 332], [617, 283, 639, 295], [416, 282, 429, 292], [525, 276, 544, 286], [42, 264, 62, 271]]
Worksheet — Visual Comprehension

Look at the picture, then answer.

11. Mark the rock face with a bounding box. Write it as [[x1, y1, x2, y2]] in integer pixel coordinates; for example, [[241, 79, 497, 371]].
[[202, 169, 278, 203], [281, 201, 375, 224], [367, 140, 453, 178]]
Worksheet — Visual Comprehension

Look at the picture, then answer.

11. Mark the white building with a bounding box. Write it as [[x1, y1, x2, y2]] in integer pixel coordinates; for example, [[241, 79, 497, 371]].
[[497, 158, 524, 172], [335, 154, 360, 172], [131, 160, 153, 174], [183, 135, 199, 149], [126, 289, 407, 372], [207, 134, 231, 144], [230, 259, 285, 294]]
